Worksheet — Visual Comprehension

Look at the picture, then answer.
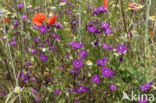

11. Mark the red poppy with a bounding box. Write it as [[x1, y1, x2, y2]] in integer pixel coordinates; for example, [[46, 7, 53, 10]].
[[103, 0, 107, 9], [46, 14, 56, 25], [148, 29, 154, 36], [1, 17, 10, 23], [32, 13, 46, 26]]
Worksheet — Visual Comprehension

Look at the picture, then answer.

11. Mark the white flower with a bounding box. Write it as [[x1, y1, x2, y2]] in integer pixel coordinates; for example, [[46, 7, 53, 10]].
[[149, 16, 156, 21], [113, 52, 121, 57], [51, 6, 56, 10], [41, 48, 47, 52], [86, 60, 93, 66], [49, 13, 53, 17], [59, 2, 66, 6], [14, 86, 22, 93]]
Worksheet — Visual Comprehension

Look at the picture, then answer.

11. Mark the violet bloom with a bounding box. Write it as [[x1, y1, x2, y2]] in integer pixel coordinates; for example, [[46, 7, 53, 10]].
[[102, 43, 109, 49], [116, 44, 127, 53], [13, 20, 18, 26], [72, 41, 84, 49], [20, 15, 27, 19], [86, 25, 97, 33], [10, 41, 16, 45], [34, 36, 40, 42], [101, 67, 112, 77], [101, 22, 109, 29], [78, 50, 88, 58], [38, 25, 47, 33], [33, 96, 40, 102], [139, 83, 150, 91], [54, 23, 62, 28], [72, 59, 83, 68], [93, 5, 107, 15], [0, 91, 7, 96], [105, 27, 112, 34], [109, 83, 116, 91], [77, 85, 86, 93], [92, 74, 100, 83], [70, 68, 80, 73], [31, 89, 37, 93], [39, 55, 48, 61], [17, 3, 24, 8], [30, 48, 36, 53], [24, 61, 31, 66], [97, 57, 107, 66], [54, 89, 60, 94], [138, 97, 147, 103], [29, 77, 36, 81], [53, 33, 60, 41]]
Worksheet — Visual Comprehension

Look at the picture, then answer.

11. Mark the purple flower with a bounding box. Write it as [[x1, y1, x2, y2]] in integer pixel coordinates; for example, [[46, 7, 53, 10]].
[[101, 67, 112, 77], [105, 27, 112, 34], [39, 55, 48, 61], [70, 68, 80, 73], [101, 22, 109, 29], [17, 3, 23, 8], [21, 15, 27, 19], [97, 57, 107, 66], [93, 5, 107, 15], [10, 41, 16, 45], [54, 89, 60, 94], [0, 91, 7, 96], [140, 83, 150, 91], [77, 85, 86, 93], [53, 33, 60, 41], [54, 23, 63, 28], [92, 75, 100, 83], [34, 36, 40, 42], [38, 25, 47, 33], [29, 77, 36, 81], [109, 83, 116, 91], [116, 44, 127, 53], [138, 97, 147, 103], [72, 59, 83, 68], [31, 89, 37, 93], [72, 41, 84, 49], [30, 48, 36, 53], [86, 25, 97, 33], [102, 43, 109, 49], [24, 61, 31, 66], [33, 96, 40, 102], [78, 50, 88, 58]]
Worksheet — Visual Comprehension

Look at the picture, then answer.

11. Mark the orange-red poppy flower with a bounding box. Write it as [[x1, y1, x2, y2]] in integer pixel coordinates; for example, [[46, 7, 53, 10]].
[[32, 13, 46, 26], [103, 0, 107, 9], [1, 17, 10, 23], [46, 14, 56, 25], [148, 29, 154, 36]]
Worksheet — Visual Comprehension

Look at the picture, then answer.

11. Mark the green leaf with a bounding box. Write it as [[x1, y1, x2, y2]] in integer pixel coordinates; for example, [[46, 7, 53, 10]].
[[127, 67, 136, 74], [9, 95, 18, 103], [5, 92, 13, 103], [58, 98, 65, 103]]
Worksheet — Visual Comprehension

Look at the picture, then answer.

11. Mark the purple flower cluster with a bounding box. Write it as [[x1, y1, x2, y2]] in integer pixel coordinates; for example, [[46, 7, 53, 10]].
[[78, 50, 88, 58], [17, 3, 23, 8], [93, 5, 107, 15], [53, 33, 60, 41], [67, 41, 84, 49], [138, 97, 147, 103], [97, 57, 107, 66], [54, 89, 61, 94], [86, 21, 112, 34], [102, 43, 114, 50], [38, 25, 47, 33], [101, 67, 114, 77], [139, 81, 155, 91], [116, 44, 127, 53]]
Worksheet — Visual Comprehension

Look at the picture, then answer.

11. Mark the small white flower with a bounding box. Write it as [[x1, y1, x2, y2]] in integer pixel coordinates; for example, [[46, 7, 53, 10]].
[[51, 6, 56, 10], [113, 52, 121, 57], [42, 48, 47, 52], [149, 16, 156, 21], [14, 86, 22, 93], [86, 60, 93, 66], [59, 2, 66, 6], [49, 13, 53, 17], [64, 22, 68, 25]]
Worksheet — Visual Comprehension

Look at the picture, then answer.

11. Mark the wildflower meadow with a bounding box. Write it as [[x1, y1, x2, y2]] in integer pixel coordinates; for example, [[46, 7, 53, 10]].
[[0, 0, 156, 103]]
